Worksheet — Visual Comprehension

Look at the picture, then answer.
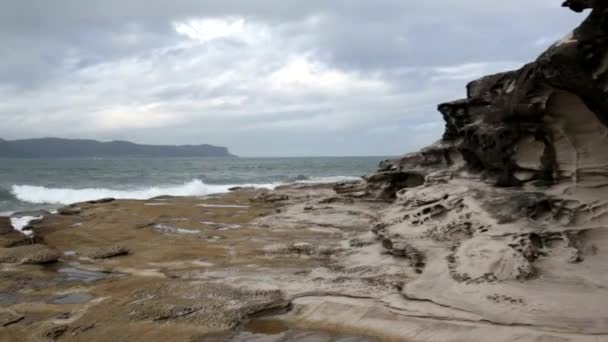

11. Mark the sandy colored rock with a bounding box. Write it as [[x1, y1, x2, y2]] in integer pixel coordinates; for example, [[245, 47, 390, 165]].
[[127, 282, 287, 328], [58, 206, 82, 216], [87, 245, 130, 259], [0, 217, 13, 233], [0, 309, 23, 327], [0, 244, 60, 264], [87, 198, 115, 204], [251, 192, 290, 203], [0, 217, 29, 248], [358, 1, 608, 337]]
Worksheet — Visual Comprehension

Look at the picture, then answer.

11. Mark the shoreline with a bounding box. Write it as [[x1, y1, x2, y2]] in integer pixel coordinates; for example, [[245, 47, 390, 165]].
[[1, 182, 603, 341]]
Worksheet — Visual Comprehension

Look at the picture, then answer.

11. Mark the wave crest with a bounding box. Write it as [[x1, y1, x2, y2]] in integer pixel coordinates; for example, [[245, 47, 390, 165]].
[[9, 176, 362, 206], [11, 179, 274, 205]]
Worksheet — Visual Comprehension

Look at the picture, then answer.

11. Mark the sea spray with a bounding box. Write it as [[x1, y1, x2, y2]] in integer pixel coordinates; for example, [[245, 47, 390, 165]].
[[10, 179, 277, 205]]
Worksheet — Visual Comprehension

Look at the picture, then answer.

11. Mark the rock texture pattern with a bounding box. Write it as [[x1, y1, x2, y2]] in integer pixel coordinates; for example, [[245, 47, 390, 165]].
[[367, 1, 608, 335]]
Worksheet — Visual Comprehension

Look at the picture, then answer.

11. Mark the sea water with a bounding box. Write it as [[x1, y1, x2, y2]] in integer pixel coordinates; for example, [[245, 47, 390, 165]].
[[0, 156, 387, 213]]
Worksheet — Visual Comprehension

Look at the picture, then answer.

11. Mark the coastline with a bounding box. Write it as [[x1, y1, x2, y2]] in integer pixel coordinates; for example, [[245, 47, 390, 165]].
[[1, 182, 601, 341]]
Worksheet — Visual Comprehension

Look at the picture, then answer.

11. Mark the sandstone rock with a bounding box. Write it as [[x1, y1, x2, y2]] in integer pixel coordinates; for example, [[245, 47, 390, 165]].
[[0, 217, 12, 234], [288, 242, 315, 255], [333, 181, 368, 198], [88, 245, 130, 259], [127, 282, 287, 329], [87, 198, 115, 204], [365, 171, 425, 201], [0, 244, 60, 264], [58, 206, 82, 216], [43, 325, 68, 340], [364, 1, 608, 334], [0, 309, 23, 327], [374, 3, 608, 189], [250, 192, 289, 203], [0, 233, 29, 248], [0, 217, 29, 248], [318, 196, 355, 205]]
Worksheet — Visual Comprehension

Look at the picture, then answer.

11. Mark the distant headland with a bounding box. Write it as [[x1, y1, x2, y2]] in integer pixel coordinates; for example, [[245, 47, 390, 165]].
[[0, 138, 235, 158]]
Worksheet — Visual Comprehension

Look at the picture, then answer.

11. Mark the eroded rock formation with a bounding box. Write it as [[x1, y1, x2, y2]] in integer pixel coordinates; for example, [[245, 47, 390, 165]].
[[367, 1, 608, 334]]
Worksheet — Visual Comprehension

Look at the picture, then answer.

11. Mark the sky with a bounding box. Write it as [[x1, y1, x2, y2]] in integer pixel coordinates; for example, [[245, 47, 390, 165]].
[[0, 1, 584, 157]]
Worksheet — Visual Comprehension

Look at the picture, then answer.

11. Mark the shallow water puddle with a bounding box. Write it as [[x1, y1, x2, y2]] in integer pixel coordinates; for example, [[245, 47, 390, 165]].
[[153, 224, 199, 235], [200, 221, 242, 230], [58, 267, 118, 283], [48, 292, 94, 304]]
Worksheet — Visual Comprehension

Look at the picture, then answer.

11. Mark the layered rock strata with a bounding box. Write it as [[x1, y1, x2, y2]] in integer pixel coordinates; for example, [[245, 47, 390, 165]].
[[364, 0, 608, 335]]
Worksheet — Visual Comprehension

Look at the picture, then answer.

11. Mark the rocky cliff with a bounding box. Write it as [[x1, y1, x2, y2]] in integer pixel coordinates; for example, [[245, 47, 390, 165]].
[[359, 0, 608, 334], [372, 0, 608, 191]]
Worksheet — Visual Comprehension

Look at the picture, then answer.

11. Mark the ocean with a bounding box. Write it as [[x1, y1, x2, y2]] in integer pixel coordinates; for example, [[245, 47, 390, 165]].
[[0, 157, 387, 214]]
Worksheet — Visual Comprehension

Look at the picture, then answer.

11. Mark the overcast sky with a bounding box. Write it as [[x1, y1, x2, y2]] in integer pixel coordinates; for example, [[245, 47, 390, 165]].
[[0, 1, 583, 156]]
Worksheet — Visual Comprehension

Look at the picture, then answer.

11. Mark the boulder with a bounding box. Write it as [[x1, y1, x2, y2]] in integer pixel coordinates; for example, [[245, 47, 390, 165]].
[[250, 192, 289, 204], [0, 217, 12, 234], [0, 217, 29, 248], [58, 206, 82, 216], [0, 244, 60, 264], [87, 198, 115, 204], [88, 245, 130, 259]]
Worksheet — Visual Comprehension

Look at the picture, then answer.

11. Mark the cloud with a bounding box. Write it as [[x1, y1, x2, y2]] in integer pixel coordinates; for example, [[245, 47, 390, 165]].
[[0, 1, 585, 156], [431, 62, 525, 82]]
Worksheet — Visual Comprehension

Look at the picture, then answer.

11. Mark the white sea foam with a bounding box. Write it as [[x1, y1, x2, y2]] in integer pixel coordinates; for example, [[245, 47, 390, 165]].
[[10, 176, 362, 206], [11, 179, 276, 205], [10, 216, 42, 236]]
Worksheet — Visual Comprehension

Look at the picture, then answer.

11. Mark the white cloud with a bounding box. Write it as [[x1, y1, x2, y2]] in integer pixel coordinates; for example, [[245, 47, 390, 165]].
[[0, 1, 584, 156], [268, 56, 387, 95], [0, 16, 403, 138], [173, 17, 270, 45], [93, 104, 181, 130], [431, 62, 524, 82]]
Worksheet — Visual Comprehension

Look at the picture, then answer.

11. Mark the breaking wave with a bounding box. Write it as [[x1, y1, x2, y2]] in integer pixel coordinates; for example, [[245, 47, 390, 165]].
[[10, 176, 361, 206], [11, 179, 274, 205]]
